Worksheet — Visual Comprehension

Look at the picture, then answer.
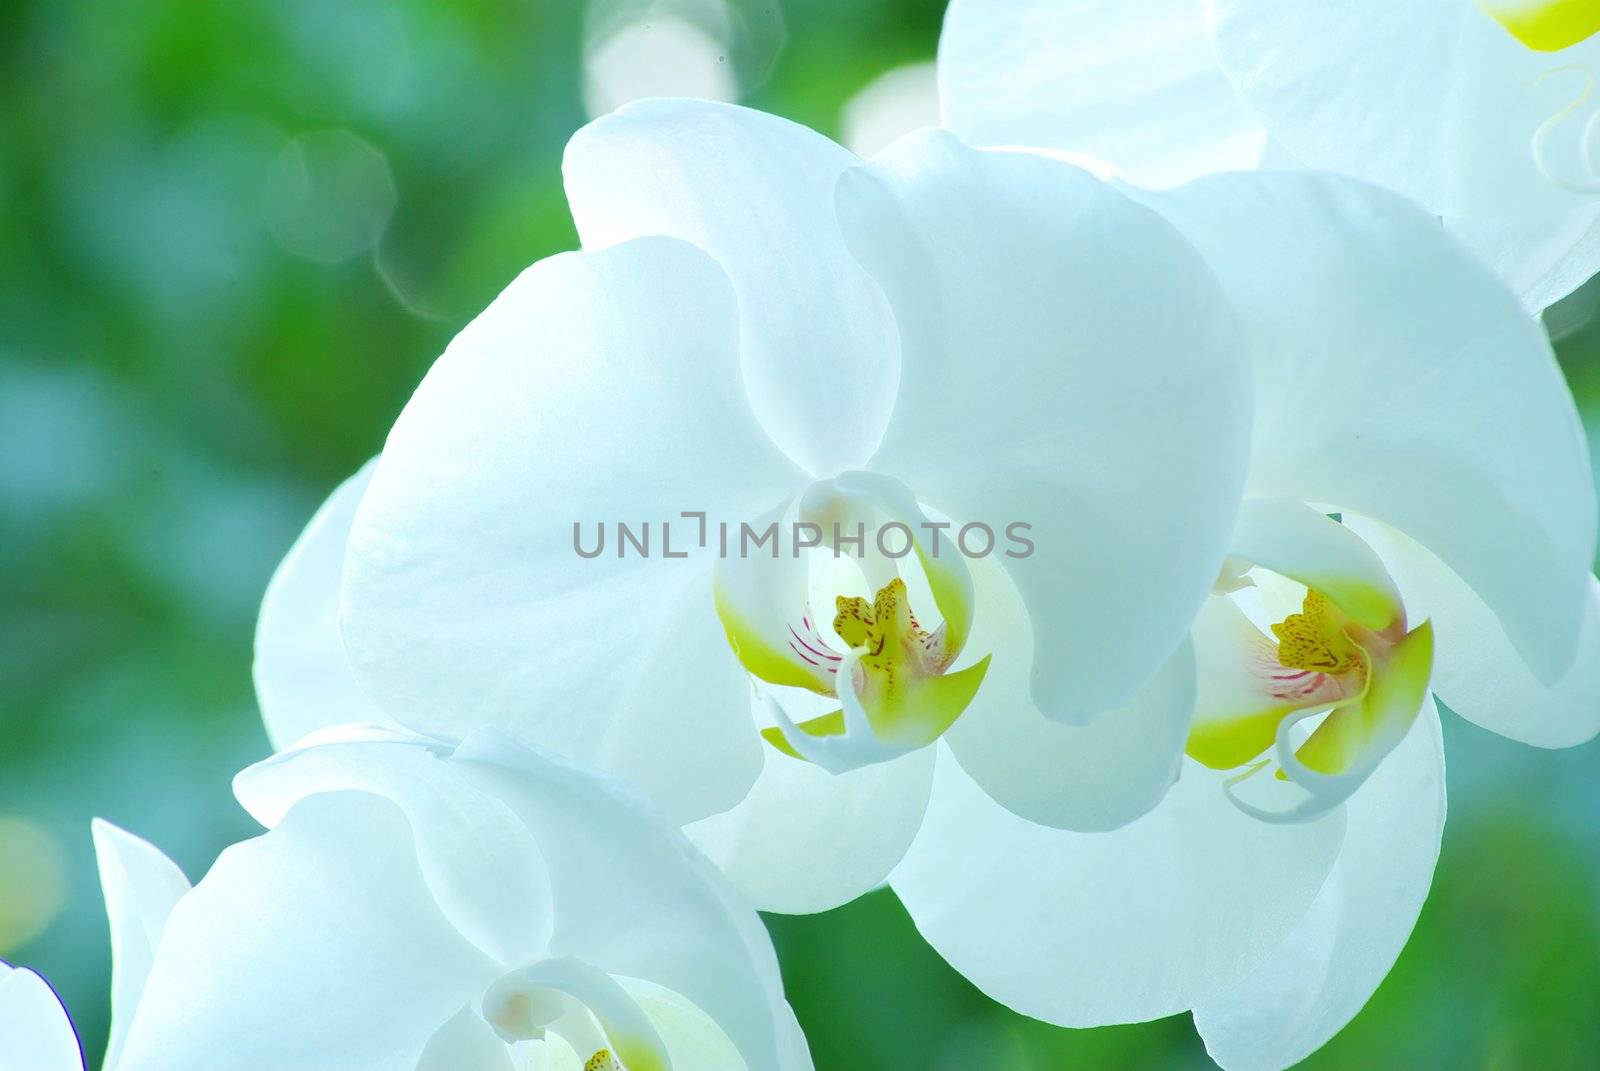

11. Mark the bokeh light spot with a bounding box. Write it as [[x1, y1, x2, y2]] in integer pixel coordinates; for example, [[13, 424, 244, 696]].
[[583, 2, 741, 118], [841, 61, 940, 159], [262, 129, 397, 264], [0, 817, 69, 953]]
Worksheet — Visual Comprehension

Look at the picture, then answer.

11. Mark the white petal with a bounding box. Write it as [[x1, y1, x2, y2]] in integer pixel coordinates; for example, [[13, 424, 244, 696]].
[[253, 458, 394, 751], [524, 1035, 584, 1071], [939, 0, 1266, 188], [837, 132, 1252, 720], [685, 697, 936, 913], [233, 735, 554, 968], [452, 730, 798, 1071], [1351, 516, 1600, 749], [0, 966, 82, 1071], [1139, 171, 1596, 686], [117, 792, 498, 1071], [1208, 0, 1600, 309], [237, 729, 802, 1068], [943, 556, 1191, 831], [772, 1000, 815, 1071], [416, 1006, 514, 1071], [564, 98, 900, 475], [92, 820, 191, 1071], [891, 749, 1346, 1026], [1193, 699, 1446, 1070], [343, 237, 798, 823]]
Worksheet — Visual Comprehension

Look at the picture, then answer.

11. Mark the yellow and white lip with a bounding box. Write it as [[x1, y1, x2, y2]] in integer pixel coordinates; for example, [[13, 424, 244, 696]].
[[1479, 0, 1600, 51], [713, 471, 991, 774], [1186, 501, 1436, 822]]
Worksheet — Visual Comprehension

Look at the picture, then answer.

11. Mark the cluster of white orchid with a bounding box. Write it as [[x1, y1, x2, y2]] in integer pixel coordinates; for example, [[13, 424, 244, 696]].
[[9, 2, 1600, 1069]]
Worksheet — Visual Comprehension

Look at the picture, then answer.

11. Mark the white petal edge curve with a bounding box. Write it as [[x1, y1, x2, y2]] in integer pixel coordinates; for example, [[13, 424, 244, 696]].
[[116, 792, 498, 1071], [253, 458, 394, 752], [453, 730, 803, 1071], [685, 694, 936, 914], [1350, 516, 1600, 749], [0, 965, 82, 1071], [939, 0, 1266, 188], [564, 98, 900, 476], [891, 748, 1346, 1027], [92, 820, 191, 1071], [416, 1006, 515, 1071], [942, 555, 1192, 831], [1193, 699, 1446, 1070], [234, 734, 554, 968]]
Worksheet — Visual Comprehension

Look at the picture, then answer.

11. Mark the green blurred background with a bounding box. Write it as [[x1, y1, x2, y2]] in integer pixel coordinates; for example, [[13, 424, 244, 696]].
[[3, 0, 1598, 1067]]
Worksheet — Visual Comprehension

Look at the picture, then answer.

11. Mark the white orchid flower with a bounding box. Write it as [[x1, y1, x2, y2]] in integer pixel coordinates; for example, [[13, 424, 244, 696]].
[[0, 963, 83, 1071], [940, 0, 1600, 311], [889, 171, 1600, 1070], [88, 728, 809, 1071], [257, 99, 1256, 910]]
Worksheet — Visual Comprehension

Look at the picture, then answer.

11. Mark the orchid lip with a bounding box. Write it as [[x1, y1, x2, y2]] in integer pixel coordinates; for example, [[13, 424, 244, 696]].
[[1188, 504, 1436, 822], [715, 473, 994, 773]]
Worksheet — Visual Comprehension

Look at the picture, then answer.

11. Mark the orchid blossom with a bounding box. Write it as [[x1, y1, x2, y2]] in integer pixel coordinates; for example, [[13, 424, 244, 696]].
[[257, 100, 1255, 911], [939, 0, 1600, 311], [80, 729, 809, 1071], [256, 96, 1600, 1066], [889, 171, 1600, 1071]]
